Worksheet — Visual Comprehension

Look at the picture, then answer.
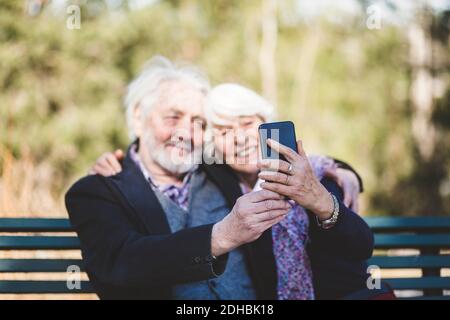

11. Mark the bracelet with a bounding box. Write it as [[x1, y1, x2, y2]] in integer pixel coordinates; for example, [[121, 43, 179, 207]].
[[316, 193, 340, 229]]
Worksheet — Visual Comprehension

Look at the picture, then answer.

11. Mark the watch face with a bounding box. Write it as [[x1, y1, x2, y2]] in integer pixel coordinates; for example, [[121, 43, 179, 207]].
[[322, 220, 337, 229], [316, 206, 339, 229]]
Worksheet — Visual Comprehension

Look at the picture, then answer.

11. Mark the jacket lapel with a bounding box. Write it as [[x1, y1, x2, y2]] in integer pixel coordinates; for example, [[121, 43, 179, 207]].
[[201, 164, 242, 209], [110, 145, 171, 234]]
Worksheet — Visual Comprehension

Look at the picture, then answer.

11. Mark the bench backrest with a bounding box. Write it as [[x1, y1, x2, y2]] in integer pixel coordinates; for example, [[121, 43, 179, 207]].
[[1, 217, 449, 299], [0, 218, 92, 295], [365, 217, 450, 300]]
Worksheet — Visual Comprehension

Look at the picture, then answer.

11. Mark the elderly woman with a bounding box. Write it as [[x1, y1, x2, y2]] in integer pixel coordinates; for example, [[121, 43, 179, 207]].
[[203, 84, 373, 300]]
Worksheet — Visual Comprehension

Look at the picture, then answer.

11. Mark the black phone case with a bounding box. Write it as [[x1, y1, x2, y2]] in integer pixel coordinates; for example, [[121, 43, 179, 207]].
[[258, 121, 297, 162]]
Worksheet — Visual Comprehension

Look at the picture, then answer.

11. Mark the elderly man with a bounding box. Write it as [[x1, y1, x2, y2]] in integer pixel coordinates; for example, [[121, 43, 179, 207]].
[[65, 56, 373, 300]]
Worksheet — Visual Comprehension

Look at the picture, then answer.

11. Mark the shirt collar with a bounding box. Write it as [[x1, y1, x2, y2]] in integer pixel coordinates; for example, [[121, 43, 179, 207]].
[[129, 142, 198, 191]]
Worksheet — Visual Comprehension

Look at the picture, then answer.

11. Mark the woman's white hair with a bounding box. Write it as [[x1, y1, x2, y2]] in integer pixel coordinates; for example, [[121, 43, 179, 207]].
[[124, 55, 210, 140], [204, 83, 275, 126]]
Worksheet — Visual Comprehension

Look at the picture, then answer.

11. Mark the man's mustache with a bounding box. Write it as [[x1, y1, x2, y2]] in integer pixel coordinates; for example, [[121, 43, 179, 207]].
[[166, 139, 195, 152]]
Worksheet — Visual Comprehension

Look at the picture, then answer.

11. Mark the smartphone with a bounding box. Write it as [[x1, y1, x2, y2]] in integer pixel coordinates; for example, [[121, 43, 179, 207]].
[[258, 121, 298, 162]]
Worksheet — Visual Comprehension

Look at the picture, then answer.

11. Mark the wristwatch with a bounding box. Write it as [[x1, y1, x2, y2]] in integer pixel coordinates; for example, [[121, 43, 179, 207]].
[[316, 193, 339, 229]]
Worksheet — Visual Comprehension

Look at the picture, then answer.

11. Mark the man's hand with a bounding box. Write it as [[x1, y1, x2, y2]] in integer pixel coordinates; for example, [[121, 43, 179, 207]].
[[323, 167, 360, 212], [88, 149, 124, 176], [211, 189, 290, 256]]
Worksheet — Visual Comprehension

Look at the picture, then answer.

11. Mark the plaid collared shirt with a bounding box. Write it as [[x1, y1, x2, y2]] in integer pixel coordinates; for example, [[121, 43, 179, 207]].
[[130, 144, 196, 211]]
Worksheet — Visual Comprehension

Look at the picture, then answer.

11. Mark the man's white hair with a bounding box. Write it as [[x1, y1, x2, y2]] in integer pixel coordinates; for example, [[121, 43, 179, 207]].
[[204, 83, 275, 126], [124, 55, 210, 140]]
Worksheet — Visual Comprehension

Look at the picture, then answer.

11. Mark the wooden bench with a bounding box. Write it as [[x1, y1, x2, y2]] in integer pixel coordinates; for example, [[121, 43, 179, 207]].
[[0, 218, 92, 295], [0, 217, 449, 299], [366, 217, 450, 300]]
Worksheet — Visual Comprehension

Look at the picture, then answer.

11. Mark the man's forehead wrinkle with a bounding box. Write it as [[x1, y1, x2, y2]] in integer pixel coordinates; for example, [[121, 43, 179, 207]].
[[151, 83, 206, 121], [158, 79, 204, 97], [157, 81, 203, 104]]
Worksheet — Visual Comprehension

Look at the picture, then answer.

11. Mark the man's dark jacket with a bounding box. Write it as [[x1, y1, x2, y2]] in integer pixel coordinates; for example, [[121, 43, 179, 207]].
[[65, 148, 374, 300]]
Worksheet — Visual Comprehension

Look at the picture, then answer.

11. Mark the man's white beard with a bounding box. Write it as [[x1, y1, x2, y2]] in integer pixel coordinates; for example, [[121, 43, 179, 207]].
[[142, 129, 202, 175]]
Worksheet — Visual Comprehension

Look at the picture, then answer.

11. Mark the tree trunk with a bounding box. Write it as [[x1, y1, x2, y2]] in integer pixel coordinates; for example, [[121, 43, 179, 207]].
[[259, 0, 278, 106]]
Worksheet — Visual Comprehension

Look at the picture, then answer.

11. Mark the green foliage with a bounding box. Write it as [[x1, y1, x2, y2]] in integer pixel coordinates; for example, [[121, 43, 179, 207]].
[[0, 0, 448, 216]]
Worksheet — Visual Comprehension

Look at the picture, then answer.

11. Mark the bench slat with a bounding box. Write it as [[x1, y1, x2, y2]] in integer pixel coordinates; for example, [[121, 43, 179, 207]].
[[0, 236, 80, 250], [383, 277, 450, 290], [0, 259, 85, 272], [3, 217, 450, 233], [375, 234, 450, 249], [0, 281, 94, 293], [366, 217, 450, 233], [368, 255, 450, 268], [0, 218, 72, 232]]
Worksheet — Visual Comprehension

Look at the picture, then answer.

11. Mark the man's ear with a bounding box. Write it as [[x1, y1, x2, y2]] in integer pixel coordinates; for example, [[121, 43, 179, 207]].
[[133, 105, 143, 138]]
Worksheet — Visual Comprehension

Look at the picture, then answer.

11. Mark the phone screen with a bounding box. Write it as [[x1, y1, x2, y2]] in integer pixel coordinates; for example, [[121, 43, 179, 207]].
[[258, 121, 298, 162]]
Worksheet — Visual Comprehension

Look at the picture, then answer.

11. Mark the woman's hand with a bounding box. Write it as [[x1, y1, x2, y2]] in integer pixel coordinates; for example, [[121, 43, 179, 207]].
[[88, 149, 124, 176], [258, 139, 334, 221]]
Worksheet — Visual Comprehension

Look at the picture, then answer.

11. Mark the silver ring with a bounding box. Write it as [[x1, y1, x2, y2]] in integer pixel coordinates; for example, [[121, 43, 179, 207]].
[[287, 163, 293, 174]]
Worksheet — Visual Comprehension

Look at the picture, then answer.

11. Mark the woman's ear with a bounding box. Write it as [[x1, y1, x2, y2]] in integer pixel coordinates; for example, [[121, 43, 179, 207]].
[[133, 105, 143, 138]]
